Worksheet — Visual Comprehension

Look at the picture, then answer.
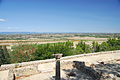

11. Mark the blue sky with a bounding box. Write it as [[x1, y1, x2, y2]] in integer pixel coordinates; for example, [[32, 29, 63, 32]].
[[0, 0, 120, 33]]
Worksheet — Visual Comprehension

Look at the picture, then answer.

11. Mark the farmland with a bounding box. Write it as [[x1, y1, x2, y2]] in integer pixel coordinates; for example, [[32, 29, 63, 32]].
[[0, 33, 120, 65], [0, 33, 116, 46]]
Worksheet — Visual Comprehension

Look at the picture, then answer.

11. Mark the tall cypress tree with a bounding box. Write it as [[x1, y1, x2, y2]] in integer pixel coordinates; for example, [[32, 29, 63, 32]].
[[0, 46, 10, 66]]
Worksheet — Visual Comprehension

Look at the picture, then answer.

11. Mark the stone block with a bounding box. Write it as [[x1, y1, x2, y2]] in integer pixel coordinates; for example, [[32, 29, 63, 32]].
[[0, 70, 9, 80]]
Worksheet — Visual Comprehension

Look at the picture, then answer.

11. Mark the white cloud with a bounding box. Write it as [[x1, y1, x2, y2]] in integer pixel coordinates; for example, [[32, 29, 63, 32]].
[[0, 18, 6, 22], [6, 27, 19, 30], [0, 27, 20, 32]]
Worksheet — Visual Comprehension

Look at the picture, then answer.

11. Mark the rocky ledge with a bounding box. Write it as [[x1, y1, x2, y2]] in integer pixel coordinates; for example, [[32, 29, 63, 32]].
[[60, 59, 120, 80]]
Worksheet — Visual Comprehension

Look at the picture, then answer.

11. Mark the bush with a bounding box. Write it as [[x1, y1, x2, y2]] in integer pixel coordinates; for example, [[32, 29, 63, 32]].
[[33, 41, 74, 60], [10, 44, 37, 63], [3, 37, 120, 64], [76, 41, 92, 54], [10, 41, 74, 63]]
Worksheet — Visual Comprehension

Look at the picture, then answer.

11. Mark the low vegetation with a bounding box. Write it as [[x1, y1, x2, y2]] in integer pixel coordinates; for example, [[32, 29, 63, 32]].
[[0, 38, 120, 65]]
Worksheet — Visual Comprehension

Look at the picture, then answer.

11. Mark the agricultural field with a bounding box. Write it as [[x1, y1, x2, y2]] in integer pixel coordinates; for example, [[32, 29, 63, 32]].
[[0, 33, 120, 65], [0, 33, 118, 46]]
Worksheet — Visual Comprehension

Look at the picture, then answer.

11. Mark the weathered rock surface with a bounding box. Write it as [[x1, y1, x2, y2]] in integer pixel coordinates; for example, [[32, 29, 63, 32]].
[[64, 60, 120, 80], [0, 50, 120, 80]]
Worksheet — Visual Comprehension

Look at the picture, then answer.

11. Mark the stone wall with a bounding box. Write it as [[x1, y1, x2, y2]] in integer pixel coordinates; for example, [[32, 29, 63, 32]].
[[0, 50, 120, 80]]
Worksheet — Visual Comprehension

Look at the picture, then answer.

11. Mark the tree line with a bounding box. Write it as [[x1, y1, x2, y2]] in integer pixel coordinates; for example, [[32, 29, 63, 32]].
[[0, 38, 120, 65]]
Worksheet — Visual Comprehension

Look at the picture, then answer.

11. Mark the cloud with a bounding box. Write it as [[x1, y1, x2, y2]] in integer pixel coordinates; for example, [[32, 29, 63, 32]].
[[6, 27, 19, 30], [0, 18, 6, 22], [0, 27, 20, 32]]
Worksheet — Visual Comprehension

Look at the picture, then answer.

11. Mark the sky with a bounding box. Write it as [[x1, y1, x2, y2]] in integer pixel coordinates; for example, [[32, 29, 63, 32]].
[[0, 0, 120, 33]]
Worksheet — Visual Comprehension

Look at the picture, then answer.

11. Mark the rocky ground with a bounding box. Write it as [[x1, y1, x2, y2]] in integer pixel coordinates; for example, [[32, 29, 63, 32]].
[[58, 59, 120, 80], [15, 51, 120, 80]]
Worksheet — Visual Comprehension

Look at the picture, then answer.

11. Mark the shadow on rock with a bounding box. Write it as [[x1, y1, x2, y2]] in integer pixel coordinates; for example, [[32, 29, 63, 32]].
[[50, 61, 120, 80]]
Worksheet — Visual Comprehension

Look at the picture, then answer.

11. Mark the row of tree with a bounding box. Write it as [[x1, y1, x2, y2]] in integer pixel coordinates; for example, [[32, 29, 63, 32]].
[[0, 38, 120, 65], [92, 38, 120, 52], [9, 41, 74, 63]]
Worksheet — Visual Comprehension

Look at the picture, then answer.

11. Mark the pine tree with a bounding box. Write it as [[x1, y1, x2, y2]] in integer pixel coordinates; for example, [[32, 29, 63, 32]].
[[0, 46, 10, 66]]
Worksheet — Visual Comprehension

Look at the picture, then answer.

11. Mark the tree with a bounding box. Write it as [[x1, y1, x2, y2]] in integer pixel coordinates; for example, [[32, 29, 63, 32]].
[[33, 41, 74, 60], [8, 38, 120, 63], [106, 38, 120, 50], [76, 41, 92, 54], [99, 42, 110, 51], [118, 36, 120, 39], [10, 44, 37, 63], [75, 46, 84, 54], [92, 41, 100, 52], [0, 46, 10, 65]]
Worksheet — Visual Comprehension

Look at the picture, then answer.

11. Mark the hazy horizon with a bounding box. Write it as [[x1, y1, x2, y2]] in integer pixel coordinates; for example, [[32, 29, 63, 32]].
[[0, 32, 120, 34]]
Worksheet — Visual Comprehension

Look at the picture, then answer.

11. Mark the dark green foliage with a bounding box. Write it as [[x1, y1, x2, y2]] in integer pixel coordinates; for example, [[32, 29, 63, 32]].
[[75, 46, 84, 54], [106, 38, 120, 50], [118, 37, 120, 39], [76, 41, 92, 54], [32, 44, 54, 60], [0, 46, 10, 65], [76, 38, 120, 53], [99, 42, 110, 51], [1, 37, 120, 64], [107, 38, 120, 46], [33, 41, 74, 60], [9, 41, 74, 63], [10, 44, 37, 63], [92, 41, 100, 52], [95, 38, 120, 52]]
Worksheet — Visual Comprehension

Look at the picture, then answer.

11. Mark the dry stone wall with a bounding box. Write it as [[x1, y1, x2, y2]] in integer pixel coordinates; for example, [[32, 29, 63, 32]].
[[0, 50, 120, 80]]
